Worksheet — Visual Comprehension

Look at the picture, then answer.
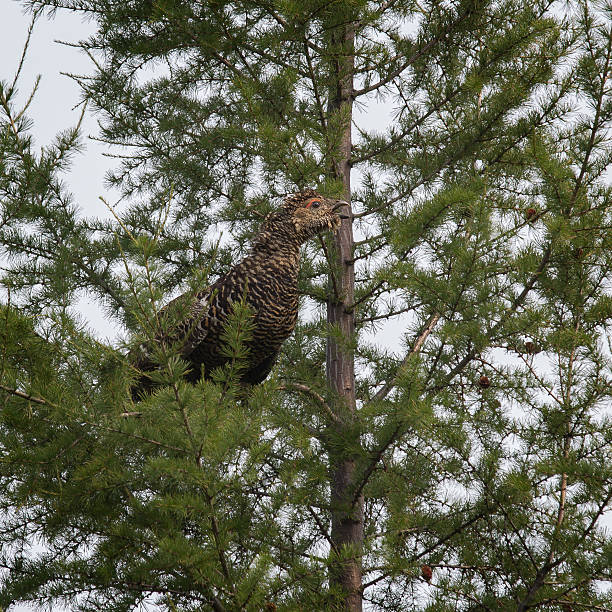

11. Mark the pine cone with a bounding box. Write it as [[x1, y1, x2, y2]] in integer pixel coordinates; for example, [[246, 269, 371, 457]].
[[478, 375, 491, 389], [421, 564, 433, 582]]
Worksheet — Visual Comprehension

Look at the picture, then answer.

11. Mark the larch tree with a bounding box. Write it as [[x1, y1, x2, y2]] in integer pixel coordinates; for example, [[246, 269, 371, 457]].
[[1, 1, 611, 611]]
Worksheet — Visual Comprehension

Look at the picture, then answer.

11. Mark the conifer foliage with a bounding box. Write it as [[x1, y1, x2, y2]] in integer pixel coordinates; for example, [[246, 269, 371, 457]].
[[1, 1, 612, 611]]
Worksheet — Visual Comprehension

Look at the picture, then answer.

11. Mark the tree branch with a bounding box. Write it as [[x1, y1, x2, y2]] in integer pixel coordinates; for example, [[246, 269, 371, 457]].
[[278, 382, 339, 424], [0, 384, 48, 406], [371, 312, 440, 403], [349, 313, 440, 507], [426, 242, 552, 394]]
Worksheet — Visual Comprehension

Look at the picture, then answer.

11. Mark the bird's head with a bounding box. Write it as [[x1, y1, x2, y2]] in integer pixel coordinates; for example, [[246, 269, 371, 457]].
[[277, 189, 346, 237], [252, 190, 346, 252], [281, 189, 346, 239]]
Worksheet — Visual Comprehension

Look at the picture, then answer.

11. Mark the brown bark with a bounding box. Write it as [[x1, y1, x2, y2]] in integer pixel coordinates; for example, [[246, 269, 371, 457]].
[[325, 15, 363, 612]]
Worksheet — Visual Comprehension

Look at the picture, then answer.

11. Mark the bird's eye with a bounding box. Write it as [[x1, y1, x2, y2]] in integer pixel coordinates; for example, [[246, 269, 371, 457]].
[[306, 199, 322, 209]]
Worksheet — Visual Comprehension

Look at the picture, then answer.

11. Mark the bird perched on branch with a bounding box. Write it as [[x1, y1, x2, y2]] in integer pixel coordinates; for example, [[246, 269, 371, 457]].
[[130, 190, 345, 397]]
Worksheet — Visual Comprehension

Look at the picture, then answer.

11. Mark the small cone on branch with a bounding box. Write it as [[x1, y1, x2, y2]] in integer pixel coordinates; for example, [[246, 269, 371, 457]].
[[421, 564, 433, 582], [478, 375, 491, 389], [525, 207, 538, 222], [524, 341, 536, 354]]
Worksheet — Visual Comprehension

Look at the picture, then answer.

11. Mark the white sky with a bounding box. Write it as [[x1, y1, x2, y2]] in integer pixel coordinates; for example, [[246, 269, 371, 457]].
[[3, 2, 111, 213], [2, 2, 122, 340]]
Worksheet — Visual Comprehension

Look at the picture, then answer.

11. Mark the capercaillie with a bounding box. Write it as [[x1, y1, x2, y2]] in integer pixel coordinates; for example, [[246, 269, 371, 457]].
[[129, 190, 345, 397]]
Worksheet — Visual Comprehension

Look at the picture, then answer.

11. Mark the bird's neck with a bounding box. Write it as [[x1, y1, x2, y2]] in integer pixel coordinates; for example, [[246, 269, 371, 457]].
[[248, 238, 301, 276], [250, 238, 300, 262]]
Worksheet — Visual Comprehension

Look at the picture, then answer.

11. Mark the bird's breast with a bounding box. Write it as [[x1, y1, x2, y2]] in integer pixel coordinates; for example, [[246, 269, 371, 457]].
[[245, 264, 299, 346]]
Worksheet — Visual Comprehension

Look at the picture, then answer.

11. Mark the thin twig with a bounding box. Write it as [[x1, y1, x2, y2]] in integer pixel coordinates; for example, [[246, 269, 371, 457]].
[[319, 235, 341, 302], [278, 382, 340, 424], [371, 312, 440, 403], [0, 384, 49, 406]]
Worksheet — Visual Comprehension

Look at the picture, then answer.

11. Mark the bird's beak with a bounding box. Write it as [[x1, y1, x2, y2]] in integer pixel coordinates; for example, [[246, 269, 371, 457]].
[[332, 200, 351, 219]]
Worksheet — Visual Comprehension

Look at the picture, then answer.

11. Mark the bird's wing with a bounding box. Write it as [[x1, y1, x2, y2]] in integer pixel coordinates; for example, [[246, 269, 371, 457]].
[[130, 263, 249, 370], [176, 266, 253, 357], [164, 270, 245, 359], [128, 286, 214, 369], [159, 286, 217, 358]]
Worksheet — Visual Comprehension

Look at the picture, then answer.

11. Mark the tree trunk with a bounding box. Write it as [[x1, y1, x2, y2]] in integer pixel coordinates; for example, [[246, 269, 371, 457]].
[[325, 16, 363, 612]]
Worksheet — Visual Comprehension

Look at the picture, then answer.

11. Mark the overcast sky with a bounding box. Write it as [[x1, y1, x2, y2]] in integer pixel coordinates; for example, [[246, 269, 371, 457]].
[[2, 2, 126, 340], [3, 3, 113, 213]]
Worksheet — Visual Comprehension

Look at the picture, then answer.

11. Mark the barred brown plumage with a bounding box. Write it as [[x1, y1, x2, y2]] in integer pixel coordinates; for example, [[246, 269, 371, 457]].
[[129, 190, 344, 397]]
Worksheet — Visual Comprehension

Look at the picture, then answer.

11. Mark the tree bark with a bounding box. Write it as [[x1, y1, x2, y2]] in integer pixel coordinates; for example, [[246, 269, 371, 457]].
[[325, 15, 363, 612]]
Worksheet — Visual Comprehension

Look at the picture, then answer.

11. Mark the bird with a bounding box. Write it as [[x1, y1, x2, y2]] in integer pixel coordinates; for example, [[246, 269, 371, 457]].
[[129, 190, 344, 397]]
